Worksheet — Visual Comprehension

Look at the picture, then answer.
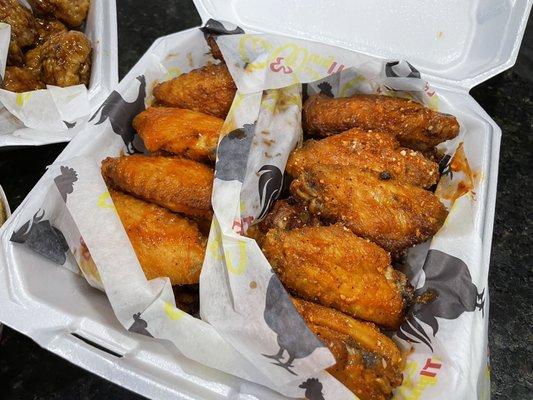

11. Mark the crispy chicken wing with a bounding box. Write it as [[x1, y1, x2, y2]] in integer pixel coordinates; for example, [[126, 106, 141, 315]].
[[153, 63, 236, 119], [133, 107, 224, 162], [25, 30, 91, 87], [291, 165, 447, 253], [206, 35, 224, 61], [2, 66, 44, 92], [287, 128, 439, 188], [28, 0, 89, 28], [34, 16, 67, 45], [262, 225, 412, 329], [110, 189, 206, 285], [0, 0, 36, 66], [293, 298, 403, 400], [101, 155, 213, 220], [303, 94, 460, 151]]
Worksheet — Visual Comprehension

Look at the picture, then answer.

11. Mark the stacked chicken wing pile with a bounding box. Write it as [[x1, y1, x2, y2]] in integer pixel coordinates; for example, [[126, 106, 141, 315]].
[[101, 37, 460, 400], [0, 0, 92, 92]]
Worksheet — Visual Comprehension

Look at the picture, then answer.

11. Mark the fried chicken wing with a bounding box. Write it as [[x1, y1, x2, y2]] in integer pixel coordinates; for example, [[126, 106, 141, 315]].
[[25, 30, 91, 87], [291, 165, 447, 253], [34, 16, 67, 45], [101, 155, 213, 220], [262, 225, 412, 329], [287, 128, 439, 188], [132, 107, 224, 162], [28, 0, 89, 28], [110, 189, 206, 285], [206, 35, 224, 61], [293, 298, 403, 400], [0, 0, 36, 66], [2, 66, 45, 92], [303, 94, 460, 151], [153, 63, 236, 119]]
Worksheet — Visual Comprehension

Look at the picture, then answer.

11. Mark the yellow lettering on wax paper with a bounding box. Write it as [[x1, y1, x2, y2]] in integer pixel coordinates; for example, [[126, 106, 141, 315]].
[[96, 191, 115, 210], [16, 92, 32, 107], [225, 241, 248, 275], [164, 301, 185, 321], [395, 358, 441, 400]]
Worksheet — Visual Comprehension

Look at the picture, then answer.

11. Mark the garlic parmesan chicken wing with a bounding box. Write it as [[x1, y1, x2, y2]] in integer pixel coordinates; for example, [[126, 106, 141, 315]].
[[291, 165, 447, 253], [101, 155, 213, 220], [303, 94, 460, 151], [287, 128, 440, 188], [133, 107, 224, 162], [25, 30, 91, 87], [0, 0, 36, 66], [2, 66, 44, 92], [153, 63, 236, 119], [293, 298, 403, 400], [28, 0, 89, 28], [110, 189, 206, 285], [262, 225, 412, 329]]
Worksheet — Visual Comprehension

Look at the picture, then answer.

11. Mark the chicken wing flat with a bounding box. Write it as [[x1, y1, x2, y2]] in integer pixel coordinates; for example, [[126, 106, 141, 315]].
[[101, 155, 213, 220], [25, 30, 91, 87], [34, 16, 67, 45], [0, 0, 36, 66], [262, 225, 412, 329], [2, 66, 45, 92], [28, 0, 89, 28], [153, 63, 236, 119], [303, 94, 460, 151], [132, 107, 224, 162], [293, 298, 403, 400], [287, 128, 439, 188], [291, 165, 447, 253], [110, 189, 206, 285]]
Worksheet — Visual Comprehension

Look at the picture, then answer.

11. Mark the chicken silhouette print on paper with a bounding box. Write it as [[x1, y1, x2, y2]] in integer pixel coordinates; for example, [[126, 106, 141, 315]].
[[200, 19, 244, 35], [299, 378, 325, 400], [215, 123, 255, 182], [89, 75, 147, 154], [398, 249, 485, 351], [262, 273, 326, 375], [128, 312, 153, 337], [54, 166, 78, 203], [257, 165, 283, 220], [317, 81, 334, 97]]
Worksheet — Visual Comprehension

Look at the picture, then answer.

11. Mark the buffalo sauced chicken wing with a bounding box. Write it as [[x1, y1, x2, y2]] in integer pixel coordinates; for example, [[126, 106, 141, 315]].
[[0, 0, 36, 65], [28, 0, 90, 28], [2, 66, 44, 92]]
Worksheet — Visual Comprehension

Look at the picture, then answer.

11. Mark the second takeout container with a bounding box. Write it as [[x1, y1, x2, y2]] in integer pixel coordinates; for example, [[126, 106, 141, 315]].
[[0, 0, 531, 399], [0, 0, 118, 147]]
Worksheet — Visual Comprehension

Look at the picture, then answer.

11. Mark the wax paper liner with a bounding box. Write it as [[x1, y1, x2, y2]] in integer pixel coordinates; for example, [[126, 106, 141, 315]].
[[10, 28, 491, 400], [0, 0, 116, 147]]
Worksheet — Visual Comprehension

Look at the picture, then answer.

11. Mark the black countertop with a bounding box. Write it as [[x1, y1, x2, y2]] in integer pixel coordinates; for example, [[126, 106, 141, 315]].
[[0, 1, 532, 399]]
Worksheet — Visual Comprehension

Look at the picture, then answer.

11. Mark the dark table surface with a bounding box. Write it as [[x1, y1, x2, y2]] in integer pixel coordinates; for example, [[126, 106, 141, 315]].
[[1, 1, 532, 399]]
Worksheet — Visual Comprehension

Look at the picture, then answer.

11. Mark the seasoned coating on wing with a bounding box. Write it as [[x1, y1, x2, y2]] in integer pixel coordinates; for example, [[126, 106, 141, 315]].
[[287, 128, 440, 188], [28, 0, 89, 28], [101, 155, 213, 219], [291, 165, 447, 253], [2, 66, 45, 92], [133, 107, 224, 162], [25, 30, 91, 87], [206, 35, 224, 61], [293, 298, 403, 400], [110, 189, 206, 285], [0, 0, 36, 66], [153, 63, 236, 119], [262, 225, 412, 329], [303, 94, 460, 151], [34, 16, 67, 45]]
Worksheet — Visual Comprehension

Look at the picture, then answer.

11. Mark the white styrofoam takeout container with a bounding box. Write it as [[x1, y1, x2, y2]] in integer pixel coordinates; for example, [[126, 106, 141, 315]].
[[0, 0, 531, 399], [0, 0, 118, 147]]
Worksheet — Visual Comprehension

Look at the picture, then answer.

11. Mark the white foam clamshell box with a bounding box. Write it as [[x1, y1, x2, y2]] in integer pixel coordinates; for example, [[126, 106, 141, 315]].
[[0, 1, 531, 399], [0, 0, 118, 147]]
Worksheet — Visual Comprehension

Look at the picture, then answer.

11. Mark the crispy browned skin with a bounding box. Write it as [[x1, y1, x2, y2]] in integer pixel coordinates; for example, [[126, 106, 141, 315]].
[[303, 94, 460, 151], [287, 128, 439, 189], [34, 16, 67, 45], [110, 189, 206, 285], [293, 298, 403, 400], [291, 165, 447, 253], [0, 0, 36, 66], [25, 30, 92, 87], [262, 225, 412, 329], [28, 0, 89, 28], [2, 66, 45, 92], [206, 35, 224, 61], [101, 155, 213, 219], [153, 63, 236, 119], [133, 107, 224, 162]]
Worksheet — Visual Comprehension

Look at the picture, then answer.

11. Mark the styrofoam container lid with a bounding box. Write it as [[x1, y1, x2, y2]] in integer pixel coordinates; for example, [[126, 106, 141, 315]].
[[193, 0, 532, 89]]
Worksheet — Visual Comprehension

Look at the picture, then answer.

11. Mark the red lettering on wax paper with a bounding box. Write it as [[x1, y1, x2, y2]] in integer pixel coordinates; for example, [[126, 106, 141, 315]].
[[420, 358, 442, 377], [424, 82, 435, 97], [327, 61, 345, 75], [232, 216, 255, 235], [269, 57, 293, 74]]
